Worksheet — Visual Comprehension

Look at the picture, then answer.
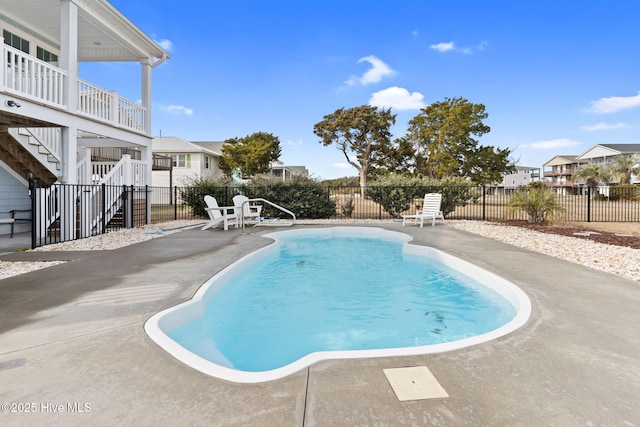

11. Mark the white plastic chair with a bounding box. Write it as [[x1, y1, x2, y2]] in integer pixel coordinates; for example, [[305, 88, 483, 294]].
[[202, 195, 238, 231], [233, 195, 262, 224], [402, 193, 445, 227]]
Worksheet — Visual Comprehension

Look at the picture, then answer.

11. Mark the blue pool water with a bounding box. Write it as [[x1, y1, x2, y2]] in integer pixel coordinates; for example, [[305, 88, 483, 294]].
[[168, 232, 516, 373]]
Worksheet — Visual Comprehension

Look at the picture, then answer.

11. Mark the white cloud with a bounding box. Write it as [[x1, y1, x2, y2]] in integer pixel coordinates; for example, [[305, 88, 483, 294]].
[[156, 38, 173, 51], [430, 40, 488, 54], [287, 139, 304, 146], [586, 91, 640, 114], [346, 55, 395, 86], [523, 138, 582, 150], [430, 42, 455, 52], [582, 122, 630, 131], [164, 105, 193, 116], [369, 86, 425, 110]]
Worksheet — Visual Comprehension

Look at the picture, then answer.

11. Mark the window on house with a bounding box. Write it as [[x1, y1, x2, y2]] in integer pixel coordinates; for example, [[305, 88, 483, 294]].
[[3, 30, 29, 67], [3, 30, 29, 53], [36, 46, 58, 66], [204, 156, 210, 169], [171, 154, 187, 168]]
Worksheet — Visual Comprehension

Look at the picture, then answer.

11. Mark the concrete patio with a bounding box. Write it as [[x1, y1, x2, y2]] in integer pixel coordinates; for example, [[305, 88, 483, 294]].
[[0, 224, 639, 426]]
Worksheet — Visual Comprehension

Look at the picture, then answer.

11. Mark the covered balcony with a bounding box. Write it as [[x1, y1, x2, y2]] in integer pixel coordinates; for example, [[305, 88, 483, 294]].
[[1, 43, 146, 134]]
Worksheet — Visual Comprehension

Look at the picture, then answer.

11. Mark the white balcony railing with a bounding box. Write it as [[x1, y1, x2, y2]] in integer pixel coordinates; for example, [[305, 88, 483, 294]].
[[2, 44, 66, 107], [2, 44, 146, 134], [78, 79, 114, 122], [77, 79, 146, 133], [118, 98, 146, 133]]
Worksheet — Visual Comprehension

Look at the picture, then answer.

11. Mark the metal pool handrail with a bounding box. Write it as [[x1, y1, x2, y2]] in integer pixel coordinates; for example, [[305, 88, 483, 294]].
[[240, 198, 296, 234]]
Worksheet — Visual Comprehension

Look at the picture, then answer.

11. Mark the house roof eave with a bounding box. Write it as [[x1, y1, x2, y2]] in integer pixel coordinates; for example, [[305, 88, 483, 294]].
[[77, 0, 170, 64], [0, 0, 170, 64]]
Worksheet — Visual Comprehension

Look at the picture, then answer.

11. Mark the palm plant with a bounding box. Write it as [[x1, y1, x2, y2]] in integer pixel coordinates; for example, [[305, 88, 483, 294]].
[[607, 154, 640, 184], [508, 186, 565, 223], [573, 163, 609, 192]]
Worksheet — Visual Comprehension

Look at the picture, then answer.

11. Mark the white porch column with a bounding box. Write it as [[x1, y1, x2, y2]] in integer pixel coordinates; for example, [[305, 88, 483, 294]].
[[60, 127, 78, 184], [141, 58, 152, 135], [142, 145, 152, 223], [140, 145, 152, 184], [59, 0, 79, 241], [78, 147, 92, 184], [60, 0, 78, 112], [141, 58, 154, 221], [60, 127, 78, 241]]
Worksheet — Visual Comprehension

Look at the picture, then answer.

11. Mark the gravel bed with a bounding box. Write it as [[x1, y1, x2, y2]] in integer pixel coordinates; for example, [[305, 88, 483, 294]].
[[0, 261, 67, 280], [30, 220, 205, 251], [1, 220, 638, 282], [448, 220, 640, 282]]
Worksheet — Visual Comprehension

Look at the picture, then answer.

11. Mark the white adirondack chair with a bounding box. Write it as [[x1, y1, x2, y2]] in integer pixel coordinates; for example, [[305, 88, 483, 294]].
[[402, 193, 445, 227], [233, 195, 262, 224], [202, 195, 238, 231]]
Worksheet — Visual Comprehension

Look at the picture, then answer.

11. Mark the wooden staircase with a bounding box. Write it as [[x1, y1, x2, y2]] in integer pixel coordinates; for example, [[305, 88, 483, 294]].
[[0, 129, 58, 184]]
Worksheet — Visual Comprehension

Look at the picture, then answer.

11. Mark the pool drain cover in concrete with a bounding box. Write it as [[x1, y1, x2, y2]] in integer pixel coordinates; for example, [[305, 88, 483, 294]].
[[383, 366, 449, 401]]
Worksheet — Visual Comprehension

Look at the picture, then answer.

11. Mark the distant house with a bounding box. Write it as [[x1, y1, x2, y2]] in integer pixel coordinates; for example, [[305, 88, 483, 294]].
[[499, 165, 540, 190], [543, 155, 587, 195], [0, 1, 169, 236], [191, 142, 309, 181], [542, 144, 640, 197], [151, 138, 309, 186], [576, 144, 640, 184], [490, 165, 540, 195], [269, 160, 309, 181], [152, 137, 223, 187]]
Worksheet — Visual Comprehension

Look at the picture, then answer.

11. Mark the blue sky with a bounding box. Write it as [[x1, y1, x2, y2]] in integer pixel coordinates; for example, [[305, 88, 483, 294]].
[[95, 0, 640, 179]]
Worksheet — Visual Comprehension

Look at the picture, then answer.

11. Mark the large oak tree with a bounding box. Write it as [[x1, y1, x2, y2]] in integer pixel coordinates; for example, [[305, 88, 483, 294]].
[[407, 97, 512, 184], [314, 105, 395, 191]]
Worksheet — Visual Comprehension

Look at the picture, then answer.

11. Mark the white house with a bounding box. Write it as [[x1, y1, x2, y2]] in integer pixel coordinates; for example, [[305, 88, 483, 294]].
[[151, 137, 309, 187], [0, 0, 169, 237], [489, 165, 540, 195], [270, 160, 309, 181], [152, 137, 223, 187], [576, 144, 640, 184]]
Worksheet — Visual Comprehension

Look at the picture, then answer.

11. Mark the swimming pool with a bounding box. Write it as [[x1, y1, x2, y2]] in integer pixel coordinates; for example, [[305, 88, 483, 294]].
[[145, 227, 531, 383]]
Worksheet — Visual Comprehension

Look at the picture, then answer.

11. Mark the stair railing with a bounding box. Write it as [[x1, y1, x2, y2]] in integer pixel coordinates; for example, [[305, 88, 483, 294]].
[[24, 128, 62, 163]]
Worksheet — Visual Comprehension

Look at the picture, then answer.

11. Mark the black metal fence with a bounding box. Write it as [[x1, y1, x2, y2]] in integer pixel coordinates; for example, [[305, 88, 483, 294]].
[[29, 182, 640, 248], [30, 181, 149, 248]]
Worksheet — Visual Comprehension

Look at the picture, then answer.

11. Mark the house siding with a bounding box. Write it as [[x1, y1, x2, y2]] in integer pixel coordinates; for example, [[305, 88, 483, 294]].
[[0, 165, 30, 235]]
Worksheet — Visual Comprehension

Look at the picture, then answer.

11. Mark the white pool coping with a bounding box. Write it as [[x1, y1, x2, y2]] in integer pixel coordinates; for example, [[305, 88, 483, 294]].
[[144, 227, 532, 383]]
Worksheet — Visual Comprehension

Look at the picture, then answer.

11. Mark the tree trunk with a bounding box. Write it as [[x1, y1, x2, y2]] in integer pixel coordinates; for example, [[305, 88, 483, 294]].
[[359, 168, 367, 197]]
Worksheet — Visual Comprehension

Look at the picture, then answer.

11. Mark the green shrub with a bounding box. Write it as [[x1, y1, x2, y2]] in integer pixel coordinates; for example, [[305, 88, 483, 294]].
[[437, 177, 480, 216], [507, 187, 565, 223], [366, 175, 478, 218], [365, 175, 424, 218], [242, 176, 336, 219], [179, 176, 232, 216]]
